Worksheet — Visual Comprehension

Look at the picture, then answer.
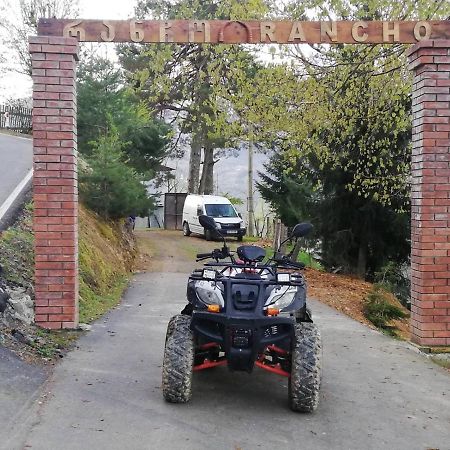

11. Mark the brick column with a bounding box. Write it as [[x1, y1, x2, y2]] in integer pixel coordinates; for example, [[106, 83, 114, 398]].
[[30, 36, 79, 329], [408, 40, 450, 347]]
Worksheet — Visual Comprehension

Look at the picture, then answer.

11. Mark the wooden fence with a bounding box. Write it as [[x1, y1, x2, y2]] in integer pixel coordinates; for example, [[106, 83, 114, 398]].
[[0, 105, 32, 134]]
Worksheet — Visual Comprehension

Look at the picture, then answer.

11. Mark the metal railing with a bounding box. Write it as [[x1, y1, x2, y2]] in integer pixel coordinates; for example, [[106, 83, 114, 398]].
[[0, 105, 32, 134]]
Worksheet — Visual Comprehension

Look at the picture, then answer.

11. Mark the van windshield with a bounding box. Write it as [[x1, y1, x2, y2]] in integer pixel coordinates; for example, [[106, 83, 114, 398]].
[[205, 204, 238, 218]]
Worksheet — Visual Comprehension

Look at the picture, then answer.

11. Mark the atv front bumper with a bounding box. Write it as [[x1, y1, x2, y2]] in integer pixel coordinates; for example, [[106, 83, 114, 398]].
[[190, 312, 294, 372]]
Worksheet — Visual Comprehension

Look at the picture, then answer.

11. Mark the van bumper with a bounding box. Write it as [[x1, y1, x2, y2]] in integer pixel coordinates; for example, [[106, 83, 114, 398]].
[[220, 228, 246, 238]]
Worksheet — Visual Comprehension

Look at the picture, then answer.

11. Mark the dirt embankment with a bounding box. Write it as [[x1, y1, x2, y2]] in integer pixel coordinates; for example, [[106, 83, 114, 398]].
[[0, 205, 136, 364]]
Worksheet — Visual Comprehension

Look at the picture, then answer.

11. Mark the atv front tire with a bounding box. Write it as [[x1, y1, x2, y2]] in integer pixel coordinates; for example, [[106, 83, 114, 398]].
[[162, 314, 194, 403], [289, 322, 322, 412]]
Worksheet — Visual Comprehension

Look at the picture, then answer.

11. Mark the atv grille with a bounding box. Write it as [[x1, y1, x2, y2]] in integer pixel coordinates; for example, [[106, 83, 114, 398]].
[[231, 283, 259, 310], [264, 325, 278, 338]]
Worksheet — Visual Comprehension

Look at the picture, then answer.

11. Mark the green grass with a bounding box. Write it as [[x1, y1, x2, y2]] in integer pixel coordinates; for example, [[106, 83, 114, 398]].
[[363, 286, 408, 328], [263, 246, 323, 270], [430, 357, 450, 370], [79, 276, 128, 323], [0, 205, 34, 287], [32, 328, 80, 358]]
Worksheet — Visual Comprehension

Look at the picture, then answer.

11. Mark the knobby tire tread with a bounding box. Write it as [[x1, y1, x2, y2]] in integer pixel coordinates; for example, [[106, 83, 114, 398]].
[[162, 314, 194, 403], [289, 322, 322, 412]]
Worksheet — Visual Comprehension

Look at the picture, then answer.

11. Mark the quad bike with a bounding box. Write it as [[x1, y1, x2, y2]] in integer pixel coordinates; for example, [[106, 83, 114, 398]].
[[162, 215, 322, 412]]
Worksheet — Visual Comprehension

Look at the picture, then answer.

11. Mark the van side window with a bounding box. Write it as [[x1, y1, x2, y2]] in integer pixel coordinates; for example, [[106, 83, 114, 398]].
[[196, 205, 203, 216]]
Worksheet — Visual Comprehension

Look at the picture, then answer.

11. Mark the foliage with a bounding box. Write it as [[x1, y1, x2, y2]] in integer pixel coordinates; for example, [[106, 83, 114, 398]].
[[374, 261, 411, 308], [118, 0, 272, 193], [77, 54, 170, 177], [78, 206, 135, 323], [252, 0, 450, 277], [363, 286, 408, 329], [79, 128, 154, 219], [0, 203, 34, 287], [0, 0, 79, 75], [222, 193, 243, 205]]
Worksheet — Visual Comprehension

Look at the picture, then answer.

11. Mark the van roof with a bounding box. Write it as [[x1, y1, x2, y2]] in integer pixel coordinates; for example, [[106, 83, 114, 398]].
[[186, 194, 232, 204]]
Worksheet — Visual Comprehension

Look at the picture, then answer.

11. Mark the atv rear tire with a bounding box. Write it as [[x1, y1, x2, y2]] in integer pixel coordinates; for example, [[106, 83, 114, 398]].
[[204, 228, 213, 241], [289, 322, 322, 412], [162, 314, 194, 403]]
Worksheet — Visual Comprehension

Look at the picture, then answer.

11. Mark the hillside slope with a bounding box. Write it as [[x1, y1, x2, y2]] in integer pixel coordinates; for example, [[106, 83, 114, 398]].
[[0, 204, 136, 362]]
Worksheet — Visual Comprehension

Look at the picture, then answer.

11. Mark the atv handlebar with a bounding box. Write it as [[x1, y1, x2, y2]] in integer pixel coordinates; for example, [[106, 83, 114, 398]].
[[196, 252, 212, 259], [280, 260, 305, 270]]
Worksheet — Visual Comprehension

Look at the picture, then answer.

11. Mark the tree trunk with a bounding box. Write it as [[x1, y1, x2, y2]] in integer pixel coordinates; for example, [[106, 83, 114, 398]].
[[199, 145, 215, 194], [187, 130, 202, 194], [291, 239, 303, 262], [356, 234, 367, 279]]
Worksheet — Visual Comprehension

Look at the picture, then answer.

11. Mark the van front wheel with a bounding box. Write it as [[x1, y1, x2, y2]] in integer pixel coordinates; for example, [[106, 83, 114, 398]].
[[204, 228, 212, 241], [183, 222, 191, 236]]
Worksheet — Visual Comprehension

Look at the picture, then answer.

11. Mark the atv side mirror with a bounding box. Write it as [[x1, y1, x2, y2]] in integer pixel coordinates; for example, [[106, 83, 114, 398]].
[[199, 215, 218, 231], [291, 222, 313, 238]]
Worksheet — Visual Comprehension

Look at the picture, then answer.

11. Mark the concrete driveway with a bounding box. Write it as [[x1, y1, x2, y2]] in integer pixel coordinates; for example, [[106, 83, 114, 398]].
[[5, 270, 449, 450]]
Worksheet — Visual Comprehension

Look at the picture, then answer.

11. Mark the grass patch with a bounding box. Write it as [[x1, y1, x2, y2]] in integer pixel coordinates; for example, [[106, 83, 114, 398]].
[[79, 276, 128, 323], [243, 236, 260, 243], [430, 357, 450, 370], [0, 204, 34, 287], [32, 328, 79, 358], [363, 286, 408, 329], [264, 247, 323, 270], [78, 206, 135, 323]]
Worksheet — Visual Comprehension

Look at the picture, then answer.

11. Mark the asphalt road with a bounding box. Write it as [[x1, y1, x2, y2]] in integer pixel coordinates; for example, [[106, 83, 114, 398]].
[[0, 132, 32, 207], [6, 271, 450, 450]]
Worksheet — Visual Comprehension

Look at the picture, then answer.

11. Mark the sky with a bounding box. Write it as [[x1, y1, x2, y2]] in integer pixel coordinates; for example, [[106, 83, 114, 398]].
[[0, 0, 268, 211]]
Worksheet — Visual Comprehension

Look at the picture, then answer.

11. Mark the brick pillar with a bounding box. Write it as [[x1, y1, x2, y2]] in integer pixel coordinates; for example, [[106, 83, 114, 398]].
[[408, 40, 450, 347], [30, 36, 79, 329]]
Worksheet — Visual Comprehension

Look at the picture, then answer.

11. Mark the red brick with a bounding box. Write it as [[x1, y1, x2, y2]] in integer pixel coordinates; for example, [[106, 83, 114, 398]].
[[36, 321, 62, 329]]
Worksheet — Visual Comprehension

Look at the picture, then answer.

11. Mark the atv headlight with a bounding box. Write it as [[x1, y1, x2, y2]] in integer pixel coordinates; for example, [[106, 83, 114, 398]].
[[194, 280, 225, 307], [264, 285, 297, 310]]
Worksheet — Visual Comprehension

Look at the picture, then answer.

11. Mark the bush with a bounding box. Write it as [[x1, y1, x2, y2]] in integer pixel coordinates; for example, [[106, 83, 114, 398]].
[[363, 286, 408, 328], [79, 129, 153, 219], [374, 261, 410, 308]]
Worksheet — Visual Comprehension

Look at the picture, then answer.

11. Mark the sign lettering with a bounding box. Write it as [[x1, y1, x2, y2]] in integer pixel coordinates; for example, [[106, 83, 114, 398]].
[[40, 19, 450, 45], [288, 22, 306, 42], [321, 21, 337, 42], [101, 21, 115, 42], [414, 21, 432, 41], [383, 21, 400, 42], [189, 21, 211, 43], [352, 21, 368, 42], [62, 20, 85, 40]]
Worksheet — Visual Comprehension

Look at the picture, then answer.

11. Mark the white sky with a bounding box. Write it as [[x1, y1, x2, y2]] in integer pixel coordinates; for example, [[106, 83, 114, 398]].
[[0, 0, 136, 101], [0, 0, 269, 206]]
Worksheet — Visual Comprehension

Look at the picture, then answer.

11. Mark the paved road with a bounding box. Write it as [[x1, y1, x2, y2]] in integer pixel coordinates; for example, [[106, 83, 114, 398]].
[[0, 347, 47, 442], [6, 270, 449, 450], [0, 132, 32, 207]]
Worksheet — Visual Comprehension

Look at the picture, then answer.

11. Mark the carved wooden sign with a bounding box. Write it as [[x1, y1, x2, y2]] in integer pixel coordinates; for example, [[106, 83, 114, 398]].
[[37, 18, 450, 44]]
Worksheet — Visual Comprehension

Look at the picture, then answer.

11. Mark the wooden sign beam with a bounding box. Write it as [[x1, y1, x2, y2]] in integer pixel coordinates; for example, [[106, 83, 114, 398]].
[[37, 18, 450, 45]]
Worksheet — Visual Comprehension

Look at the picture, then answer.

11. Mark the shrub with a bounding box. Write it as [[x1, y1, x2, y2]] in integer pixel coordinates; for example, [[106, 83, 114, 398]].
[[79, 129, 154, 219], [374, 261, 410, 308], [363, 286, 408, 328]]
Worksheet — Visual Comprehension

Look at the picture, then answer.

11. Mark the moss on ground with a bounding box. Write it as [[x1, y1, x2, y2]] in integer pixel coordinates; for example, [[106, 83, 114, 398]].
[[0, 202, 34, 287], [78, 206, 135, 322], [0, 203, 136, 361]]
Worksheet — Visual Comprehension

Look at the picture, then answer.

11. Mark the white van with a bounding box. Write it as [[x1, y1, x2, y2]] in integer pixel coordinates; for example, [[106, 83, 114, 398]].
[[182, 195, 246, 241]]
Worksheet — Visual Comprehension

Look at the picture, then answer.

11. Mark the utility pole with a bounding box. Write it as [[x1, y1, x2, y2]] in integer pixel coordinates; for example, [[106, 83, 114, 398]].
[[247, 133, 255, 237]]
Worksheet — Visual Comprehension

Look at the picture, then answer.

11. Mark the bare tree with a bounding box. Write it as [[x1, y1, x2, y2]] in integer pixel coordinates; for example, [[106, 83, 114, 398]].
[[0, 0, 79, 75]]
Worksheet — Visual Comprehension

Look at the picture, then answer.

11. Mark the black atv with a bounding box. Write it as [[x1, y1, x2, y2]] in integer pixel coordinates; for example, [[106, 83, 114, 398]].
[[162, 215, 322, 412]]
